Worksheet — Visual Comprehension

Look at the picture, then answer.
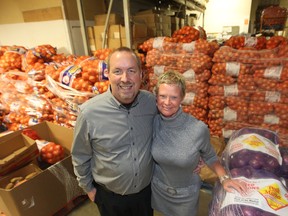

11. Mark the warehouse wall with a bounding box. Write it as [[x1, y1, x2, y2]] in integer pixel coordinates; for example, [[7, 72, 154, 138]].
[[0, 0, 62, 24], [0, 0, 105, 55], [203, 0, 252, 34], [0, 0, 72, 54]]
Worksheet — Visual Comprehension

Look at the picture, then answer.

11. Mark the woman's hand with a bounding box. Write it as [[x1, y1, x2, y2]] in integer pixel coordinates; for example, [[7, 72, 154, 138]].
[[222, 178, 247, 195]]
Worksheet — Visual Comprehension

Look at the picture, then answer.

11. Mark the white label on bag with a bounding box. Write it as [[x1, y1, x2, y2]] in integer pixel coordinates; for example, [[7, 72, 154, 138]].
[[153, 65, 165, 76], [223, 107, 237, 121], [182, 41, 196, 52], [264, 66, 282, 80], [224, 84, 239, 96], [221, 177, 288, 216], [265, 91, 281, 102], [222, 129, 235, 138], [245, 37, 257, 47], [264, 114, 280, 124], [229, 133, 282, 164], [183, 69, 196, 81], [153, 37, 165, 50], [182, 92, 195, 105], [226, 62, 240, 77]]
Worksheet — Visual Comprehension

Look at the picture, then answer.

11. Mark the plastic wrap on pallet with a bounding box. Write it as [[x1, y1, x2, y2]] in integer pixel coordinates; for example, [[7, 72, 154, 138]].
[[48, 162, 86, 203]]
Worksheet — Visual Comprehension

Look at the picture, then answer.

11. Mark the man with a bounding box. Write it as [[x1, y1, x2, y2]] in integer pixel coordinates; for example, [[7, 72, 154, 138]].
[[71, 47, 157, 216]]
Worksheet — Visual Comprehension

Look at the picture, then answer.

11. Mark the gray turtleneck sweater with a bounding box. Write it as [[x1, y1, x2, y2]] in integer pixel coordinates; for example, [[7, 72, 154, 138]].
[[151, 108, 217, 216]]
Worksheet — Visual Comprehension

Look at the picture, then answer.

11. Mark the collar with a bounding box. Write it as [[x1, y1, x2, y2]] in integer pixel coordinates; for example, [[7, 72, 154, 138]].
[[160, 107, 186, 128], [107, 86, 140, 109]]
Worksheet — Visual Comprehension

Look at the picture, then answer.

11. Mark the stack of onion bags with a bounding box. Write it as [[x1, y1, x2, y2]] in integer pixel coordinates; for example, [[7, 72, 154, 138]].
[[209, 127, 288, 216]]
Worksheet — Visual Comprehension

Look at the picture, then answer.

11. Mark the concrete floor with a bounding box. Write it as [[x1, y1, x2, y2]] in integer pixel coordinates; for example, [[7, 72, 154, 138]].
[[67, 188, 213, 216]]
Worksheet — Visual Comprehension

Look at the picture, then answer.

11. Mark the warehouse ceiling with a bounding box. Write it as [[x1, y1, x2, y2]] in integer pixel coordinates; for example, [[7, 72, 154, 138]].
[[104, 0, 206, 17]]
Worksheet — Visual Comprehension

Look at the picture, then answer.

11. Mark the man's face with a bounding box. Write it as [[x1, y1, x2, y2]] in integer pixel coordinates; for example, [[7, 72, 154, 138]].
[[108, 51, 142, 104]]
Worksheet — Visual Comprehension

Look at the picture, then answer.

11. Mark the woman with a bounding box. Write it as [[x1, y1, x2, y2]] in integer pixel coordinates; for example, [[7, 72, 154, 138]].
[[151, 71, 246, 216]]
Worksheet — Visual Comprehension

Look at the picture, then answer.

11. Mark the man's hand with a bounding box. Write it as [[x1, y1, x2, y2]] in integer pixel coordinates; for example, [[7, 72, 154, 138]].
[[87, 187, 97, 202]]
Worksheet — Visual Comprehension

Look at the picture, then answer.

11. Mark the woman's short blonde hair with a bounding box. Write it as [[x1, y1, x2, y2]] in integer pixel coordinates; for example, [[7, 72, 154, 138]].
[[154, 70, 186, 98]]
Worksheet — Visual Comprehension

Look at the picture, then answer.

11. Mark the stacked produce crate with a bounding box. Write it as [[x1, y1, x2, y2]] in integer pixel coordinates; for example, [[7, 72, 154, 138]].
[[207, 35, 288, 147]]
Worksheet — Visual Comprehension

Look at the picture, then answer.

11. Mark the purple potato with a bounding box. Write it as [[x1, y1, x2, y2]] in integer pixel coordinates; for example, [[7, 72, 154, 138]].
[[254, 152, 266, 161], [241, 205, 258, 216], [265, 157, 280, 172], [253, 168, 278, 179], [282, 154, 288, 166], [249, 158, 263, 169], [230, 167, 253, 178]]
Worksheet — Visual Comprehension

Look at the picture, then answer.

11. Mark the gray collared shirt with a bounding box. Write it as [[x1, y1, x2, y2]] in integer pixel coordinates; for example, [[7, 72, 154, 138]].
[[71, 88, 157, 195]]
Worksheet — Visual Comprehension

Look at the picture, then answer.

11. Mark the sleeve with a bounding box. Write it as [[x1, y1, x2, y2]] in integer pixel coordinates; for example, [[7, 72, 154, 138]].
[[199, 124, 218, 166], [71, 111, 94, 193]]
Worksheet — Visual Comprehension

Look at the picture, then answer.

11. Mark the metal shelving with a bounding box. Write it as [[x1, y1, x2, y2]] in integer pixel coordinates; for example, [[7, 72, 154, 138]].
[[76, 0, 207, 54]]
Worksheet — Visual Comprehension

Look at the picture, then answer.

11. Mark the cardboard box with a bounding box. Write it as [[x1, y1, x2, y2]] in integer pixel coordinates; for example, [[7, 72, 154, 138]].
[[87, 26, 95, 39], [0, 121, 85, 216], [0, 132, 38, 176], [199, 136, 226, 185], [133, 13, 171, 25], [0, 163, 42, 190], [108, 38, 122, 49], [93, 23, 147, 49], [121, 37, 148, 50], [94, 25, 123, 49], [94, 13, 123, 25], [120, 23, 147, 38], [89, 38, 96, 52], [133, 13, 162, 24], [171, 17, 180, 33], [135, 9, 158, 15], [180, 18, 185, 28], [162, 23, 172, 36], [146, 27, 165, 37], [22, 7, 63, 22], [133, 12, 171, 37], [94, 25, 107, 49], [187, 16, 195, 26], [109, 25, 121, 39]]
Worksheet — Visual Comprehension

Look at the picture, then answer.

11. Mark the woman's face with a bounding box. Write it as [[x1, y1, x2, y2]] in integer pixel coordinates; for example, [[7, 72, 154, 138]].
[[157, 83, 183, 117]]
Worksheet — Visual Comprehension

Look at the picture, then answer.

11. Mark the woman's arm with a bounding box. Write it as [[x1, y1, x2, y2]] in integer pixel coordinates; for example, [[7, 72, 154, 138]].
[[209, 160, 247, 194]]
